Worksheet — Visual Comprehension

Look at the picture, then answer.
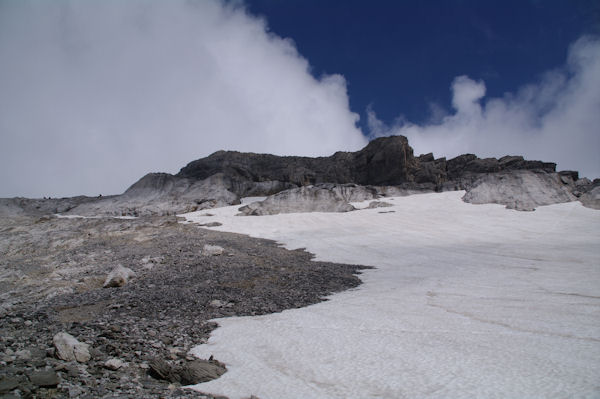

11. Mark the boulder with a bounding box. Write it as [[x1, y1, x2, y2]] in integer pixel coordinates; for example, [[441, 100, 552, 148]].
[[104, 358, 124, 370], [27, 370, 60, 387], [53, 332, 91, 363], [0, 376, 20, 393], [579, 185, 600, 210], [103, 265, 135, 288], [198, 222, 223, 227], [149, 357, 226, 385], [238, 185, 357, 216], [366, 201, 394, 209], [178, 359, 227, 385], [202, 244, 224, 256], [14, 349, 32, 361], [462, 170, 576, 211]]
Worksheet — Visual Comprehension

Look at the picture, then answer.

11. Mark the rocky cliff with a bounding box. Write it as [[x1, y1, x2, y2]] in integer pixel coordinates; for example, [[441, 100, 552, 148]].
[[2, 135, 597, 216], [176, 135, 558, 189]]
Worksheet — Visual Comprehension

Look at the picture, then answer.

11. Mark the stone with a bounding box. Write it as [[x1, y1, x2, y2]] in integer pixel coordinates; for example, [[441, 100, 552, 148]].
[[198, 221, 223, 227], [6, 135, 585, 218], [209, 299, 230, 308], [462, 170, 575, 211], [580, 185, 600, 210], [202, 244, 224, 256], [103, 265, 135, 288], [0, 376, 20, 393], [238, 185, 358, 216], [27, 370, 60, 387], [366, 201, 393, 209], [575, 177, 592, 187], [14, 349, 31, 361], [53, 332, 91, 363], [177, 359, 227, 385], [148, 358, 176, 382], [104, 358, 123, 370], [149, 357, 226, 385]]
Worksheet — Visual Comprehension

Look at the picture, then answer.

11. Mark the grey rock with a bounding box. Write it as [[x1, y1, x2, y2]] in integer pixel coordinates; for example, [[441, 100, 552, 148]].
[[0, 376, 20, 393], [178, 359, 227, 385], [202, 245, 224, 256], [316, 183, 378, 203], [103, 265, 135, 288], [366, 201, 394, 209], [375, 184, 435, 197], [53, 332, 91, 363], [148, 358, 177, 382], [27, 370, 60, 387], [462, 170, 576, 211], [580, 185, 600, 209], [198, 221, 222, 227], [576, 177, 592, 187], [209, 299, 233, 308], [104, 358, 124, 370], [238, 185, 359, 216], [3, 135, 593, 218], [14, 349, 31, 361], [149, 357, 226, 385]]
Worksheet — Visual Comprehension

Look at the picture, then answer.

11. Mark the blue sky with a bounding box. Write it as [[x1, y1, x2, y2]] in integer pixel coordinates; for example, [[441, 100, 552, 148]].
[[0, 0, 599, 197], [245, 0, 600, 129]]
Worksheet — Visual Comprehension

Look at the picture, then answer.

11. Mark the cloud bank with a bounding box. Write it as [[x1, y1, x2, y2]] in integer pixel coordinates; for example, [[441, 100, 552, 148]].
[[0, 0, 366, 197], [369, 36, 600, 180]]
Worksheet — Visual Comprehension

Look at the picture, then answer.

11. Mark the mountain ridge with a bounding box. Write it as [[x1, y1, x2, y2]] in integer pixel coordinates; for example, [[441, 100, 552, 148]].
[[1, 135, 598, 216]]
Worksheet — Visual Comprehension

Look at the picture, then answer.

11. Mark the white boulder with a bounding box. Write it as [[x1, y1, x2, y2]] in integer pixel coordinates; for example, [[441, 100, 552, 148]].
[[103, 265, 135, 288], [203, 244, 224, 256], [104, 358, 124, 370], [53, 332, 91, 363]]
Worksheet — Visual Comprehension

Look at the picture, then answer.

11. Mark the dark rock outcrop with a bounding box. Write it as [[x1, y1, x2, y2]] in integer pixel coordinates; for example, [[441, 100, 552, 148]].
[[178, 136, 419, 186], [176, 136, 563, 196]]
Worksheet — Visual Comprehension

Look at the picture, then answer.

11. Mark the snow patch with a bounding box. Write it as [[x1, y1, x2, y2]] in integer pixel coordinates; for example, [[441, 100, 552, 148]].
[[182, 191, 600, 399]]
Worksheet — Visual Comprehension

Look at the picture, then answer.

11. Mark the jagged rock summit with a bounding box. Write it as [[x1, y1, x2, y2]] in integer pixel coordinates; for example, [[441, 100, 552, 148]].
[[1, 136, 598, 216]]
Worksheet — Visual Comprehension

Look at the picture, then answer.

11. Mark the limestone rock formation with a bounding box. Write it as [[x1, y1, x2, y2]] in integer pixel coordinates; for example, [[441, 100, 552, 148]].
[[238, 185, 364, 216], [579, 184, 600, 209], [2, 135, 597, 214], [462, 170, 576, 211]]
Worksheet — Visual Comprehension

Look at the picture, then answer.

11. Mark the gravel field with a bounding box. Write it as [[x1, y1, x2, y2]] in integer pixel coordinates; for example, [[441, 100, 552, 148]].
[[0, 214, 368, 398]]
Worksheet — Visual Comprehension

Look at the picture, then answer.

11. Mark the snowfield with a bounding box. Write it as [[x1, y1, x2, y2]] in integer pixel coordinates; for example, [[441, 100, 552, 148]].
[[181, 191, 600, 399]]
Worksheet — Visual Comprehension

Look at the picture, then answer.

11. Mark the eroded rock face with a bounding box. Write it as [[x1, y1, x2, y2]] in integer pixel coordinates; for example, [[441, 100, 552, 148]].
[[366, 201, 394, 209], [238, 185, 361, 216], [462, 170, 576, 211], [579, 185, 600, 209], [178, 136, 419, 186], [64, 173, 241, 217], [2, 135, 596, 215]]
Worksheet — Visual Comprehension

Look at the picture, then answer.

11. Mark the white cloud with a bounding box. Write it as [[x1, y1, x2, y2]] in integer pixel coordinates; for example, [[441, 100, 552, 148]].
[[0, 0, 367, 197], [369, 36, 600, 180]]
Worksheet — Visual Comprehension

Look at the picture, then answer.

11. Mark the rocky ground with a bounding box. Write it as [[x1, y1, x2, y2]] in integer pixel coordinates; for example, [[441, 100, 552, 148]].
[[0, 213, 368, 398]]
